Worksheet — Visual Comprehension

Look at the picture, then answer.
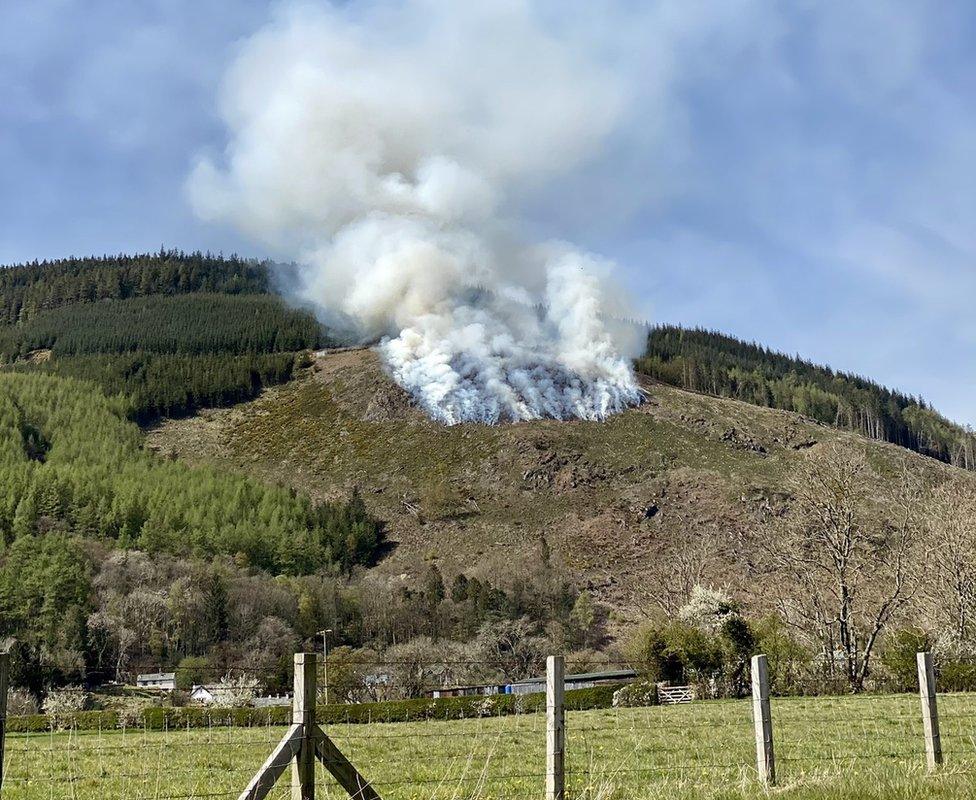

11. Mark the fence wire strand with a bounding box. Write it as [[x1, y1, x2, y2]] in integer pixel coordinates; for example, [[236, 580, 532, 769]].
[[8, 658, 976, 799]]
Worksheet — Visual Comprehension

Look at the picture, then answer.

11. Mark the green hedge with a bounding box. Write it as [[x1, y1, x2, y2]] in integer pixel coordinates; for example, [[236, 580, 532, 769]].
[[311, 683, 621, 725], [6, 685, 626, 733]]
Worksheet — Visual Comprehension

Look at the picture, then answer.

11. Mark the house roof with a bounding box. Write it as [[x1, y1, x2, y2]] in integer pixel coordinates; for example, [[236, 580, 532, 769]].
[[137, 672, 176, 682], [432, 683, 506, 692], [511, 669, 637, 686]]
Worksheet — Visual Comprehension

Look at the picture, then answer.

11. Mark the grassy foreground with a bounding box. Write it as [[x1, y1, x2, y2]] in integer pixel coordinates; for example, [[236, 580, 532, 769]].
[[6, 693, 976, 799]]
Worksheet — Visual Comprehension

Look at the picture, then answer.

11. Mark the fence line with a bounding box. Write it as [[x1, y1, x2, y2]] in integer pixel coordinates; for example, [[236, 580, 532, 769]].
[[1, 650, 973, 799]]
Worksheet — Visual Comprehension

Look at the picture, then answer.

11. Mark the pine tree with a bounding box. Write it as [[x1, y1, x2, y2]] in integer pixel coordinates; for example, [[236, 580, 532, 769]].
[[11, 490, 38, 539]]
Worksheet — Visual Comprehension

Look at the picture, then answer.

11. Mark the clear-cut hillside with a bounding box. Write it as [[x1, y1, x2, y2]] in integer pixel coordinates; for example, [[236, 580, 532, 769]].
[[146, 347, 965, 628]]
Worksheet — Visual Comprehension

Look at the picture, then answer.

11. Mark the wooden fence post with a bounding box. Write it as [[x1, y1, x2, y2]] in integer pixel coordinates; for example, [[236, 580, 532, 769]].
[[917, 651, 942, 772], [240, 649, 379, 800], [546, 655, 565, 800], [0, 652, 8, 792], [292, 652, 317, 799], [751, 654, 775, 786]]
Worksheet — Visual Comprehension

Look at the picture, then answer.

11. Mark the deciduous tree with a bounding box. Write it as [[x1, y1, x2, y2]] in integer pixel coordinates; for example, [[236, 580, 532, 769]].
[[765, 443, 921, 691]]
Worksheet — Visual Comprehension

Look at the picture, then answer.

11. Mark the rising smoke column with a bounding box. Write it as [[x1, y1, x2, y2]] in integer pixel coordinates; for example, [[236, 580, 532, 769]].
[[188, 0, 644, 424]]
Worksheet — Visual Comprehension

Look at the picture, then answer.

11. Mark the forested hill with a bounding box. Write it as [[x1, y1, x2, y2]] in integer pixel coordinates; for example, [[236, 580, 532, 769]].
[[2, 250, 974, 692], [0, 254, 389, 689], [0, 251, 328, 421], [0, 250, 268, 323], [3, 252, 971, 468], [636, 325, 975, 470]]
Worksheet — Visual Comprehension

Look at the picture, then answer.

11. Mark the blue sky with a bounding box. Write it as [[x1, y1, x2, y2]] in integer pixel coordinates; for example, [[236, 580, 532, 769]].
[[2, 1, 975, 425]]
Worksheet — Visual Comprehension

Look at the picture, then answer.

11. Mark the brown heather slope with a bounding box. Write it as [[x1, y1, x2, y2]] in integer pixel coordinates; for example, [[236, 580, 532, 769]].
[[145, 348, 964, 631]]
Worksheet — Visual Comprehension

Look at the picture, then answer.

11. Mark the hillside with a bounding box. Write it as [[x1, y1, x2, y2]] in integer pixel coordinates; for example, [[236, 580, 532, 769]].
[[638, 325, 976, 469], [4, 254, 973, 469], [4, 252, 975, 694], [0, 253, 327, 420], [147, 347, 965, 628], [0, 368, 386, 689], [0, 251, 268, 323]]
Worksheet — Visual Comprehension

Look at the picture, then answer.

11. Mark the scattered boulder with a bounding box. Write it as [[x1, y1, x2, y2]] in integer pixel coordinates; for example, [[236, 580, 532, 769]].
[[720, 427, 768, 455]]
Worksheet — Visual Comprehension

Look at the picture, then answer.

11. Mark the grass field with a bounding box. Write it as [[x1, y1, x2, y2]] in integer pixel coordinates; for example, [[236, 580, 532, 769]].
[[7, 693, 976, 799]]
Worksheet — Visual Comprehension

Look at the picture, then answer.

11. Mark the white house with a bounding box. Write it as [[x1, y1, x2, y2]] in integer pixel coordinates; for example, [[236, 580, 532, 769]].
[[136, 672, 176, 691], [189, 685, 219, 704], [189, 684, 291, 708]]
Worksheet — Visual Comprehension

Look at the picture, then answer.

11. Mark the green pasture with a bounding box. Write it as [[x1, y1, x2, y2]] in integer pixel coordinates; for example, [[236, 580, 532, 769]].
[[7, 693, 976, 799]]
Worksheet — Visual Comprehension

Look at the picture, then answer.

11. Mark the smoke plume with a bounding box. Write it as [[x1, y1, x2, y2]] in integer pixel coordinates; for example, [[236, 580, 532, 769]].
[[189, 1, 643, 424]]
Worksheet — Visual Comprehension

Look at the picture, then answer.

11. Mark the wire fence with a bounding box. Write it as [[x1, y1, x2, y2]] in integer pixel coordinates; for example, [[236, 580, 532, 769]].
[[6, 652, 976, 799]]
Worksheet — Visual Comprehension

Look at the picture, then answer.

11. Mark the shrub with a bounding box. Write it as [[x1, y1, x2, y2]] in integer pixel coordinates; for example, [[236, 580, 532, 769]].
[[7, 714, 55, 733], [678, 586, 737, 633], [42, 687, 92, 730], [627, 626, 683, 684], [612, 680, 658, 708], [169, 689, 191, 708], [211, 674, 260, 708], [929, 630, 976, 692], [878, 627, 932, 692], [939, 661, 976, 692], [7, 688, 39, 716], [629, 605, 756, 698], [752, 615, 812, 695]]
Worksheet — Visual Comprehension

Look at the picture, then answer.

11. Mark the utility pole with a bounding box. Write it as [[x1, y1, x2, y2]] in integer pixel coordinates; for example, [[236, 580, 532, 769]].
[[316, 629, 333, 706]]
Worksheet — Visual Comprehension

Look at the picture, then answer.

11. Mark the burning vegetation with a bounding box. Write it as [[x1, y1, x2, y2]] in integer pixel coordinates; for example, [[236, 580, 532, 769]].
[[188, 2, 642, 425]]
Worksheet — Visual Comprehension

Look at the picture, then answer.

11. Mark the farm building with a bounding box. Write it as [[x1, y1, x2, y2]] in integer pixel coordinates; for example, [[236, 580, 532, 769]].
[[426, 669, 638, 699], [254, 694, 291, 708], [429, 683, 507, 699], [508, 668, 637, 695], [189, 685, 220, 704]]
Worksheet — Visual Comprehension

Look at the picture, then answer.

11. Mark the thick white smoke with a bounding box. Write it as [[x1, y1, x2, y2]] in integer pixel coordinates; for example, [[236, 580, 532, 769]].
[[189, 0, 644, 424]]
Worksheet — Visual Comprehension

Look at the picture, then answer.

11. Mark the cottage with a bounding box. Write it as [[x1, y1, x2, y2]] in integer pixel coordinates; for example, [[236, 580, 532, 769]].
[[136, 672, 176, 691], [190, 684, 291, 707], [189, 685, 219, 705]]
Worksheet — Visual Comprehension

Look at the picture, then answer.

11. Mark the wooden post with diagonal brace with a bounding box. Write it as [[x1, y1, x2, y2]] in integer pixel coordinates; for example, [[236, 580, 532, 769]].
[[237, 652, 380, 800]]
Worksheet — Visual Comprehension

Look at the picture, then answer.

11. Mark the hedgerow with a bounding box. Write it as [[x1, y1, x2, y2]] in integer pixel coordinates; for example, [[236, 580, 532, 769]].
[[6, 685, 631, 733]]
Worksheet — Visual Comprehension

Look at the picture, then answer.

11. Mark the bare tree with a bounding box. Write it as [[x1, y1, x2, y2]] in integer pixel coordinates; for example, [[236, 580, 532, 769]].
[[640, 528, 716, 618], [767, 443, 921, 691], [88, 610, 138, 682], [926, 479, 976, 640], [476, 617, 548, 681]]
